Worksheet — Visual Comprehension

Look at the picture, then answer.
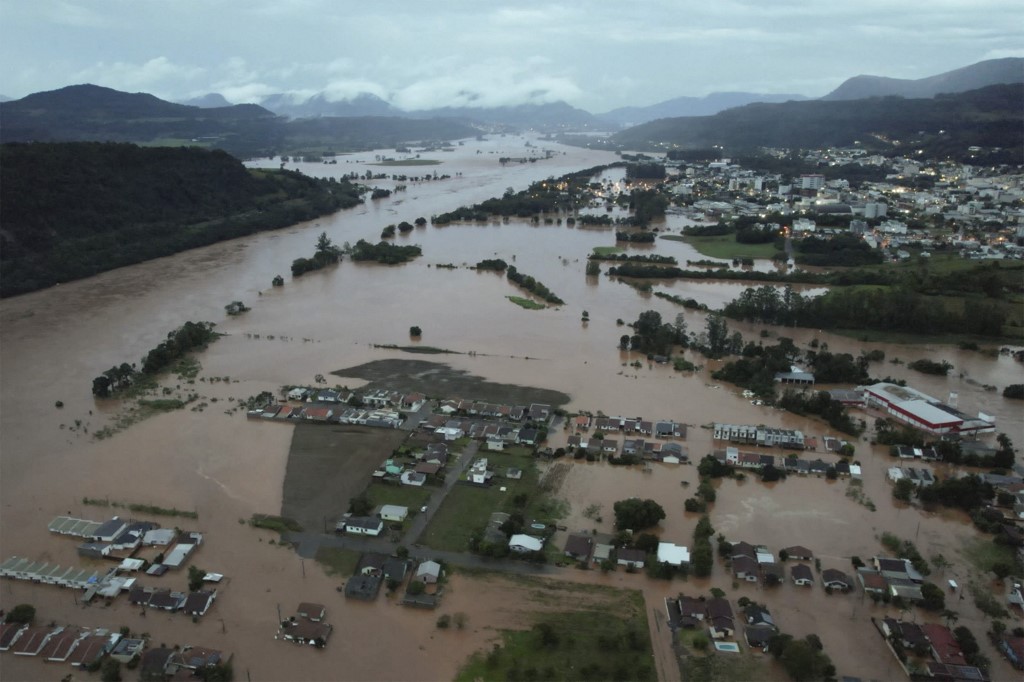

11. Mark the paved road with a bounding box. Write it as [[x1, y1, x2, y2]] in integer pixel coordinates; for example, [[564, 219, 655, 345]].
[[402, 440, 479, 545]]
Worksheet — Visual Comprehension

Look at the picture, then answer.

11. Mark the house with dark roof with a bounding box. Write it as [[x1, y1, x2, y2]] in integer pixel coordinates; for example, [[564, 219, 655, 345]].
[[822, 568, 852, 591], [791, 563, 814, 586], [782, 545, 813, 561], [881, 618, 929, 652], [168, 645, 225, 673], [670, 595, 706, 629], [297, 602, 326, 622], [10, 625, 61, 656], [183, 590, 216, 617], [139, 646, 175, 680], [731, 541, 757, 560], [732, 555, 759, 582], [40, 626, 87, 662], [345, 573, 383, 600], [564, 534, 594, 562], [617, 547, 647, 570], [148, 589, 186, 612], [706, 598, 735, 639], [0, 622, 28, 651], [67, 632, 115, 667], [857, 568, 888, 594]]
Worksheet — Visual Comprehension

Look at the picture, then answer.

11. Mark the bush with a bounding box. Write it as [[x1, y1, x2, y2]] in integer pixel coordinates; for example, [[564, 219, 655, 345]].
[[436, 614, 451, 629], [410, 326, 422, 337], [4, 604, 35, 624], [1003, 384, 1024, 400]]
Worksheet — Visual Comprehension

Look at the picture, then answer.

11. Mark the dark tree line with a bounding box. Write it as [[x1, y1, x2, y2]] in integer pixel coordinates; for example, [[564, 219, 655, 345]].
[[506, 266, 564, 305], [0, 142, 362, 297], [723, 284, 1006, 338], [93, 321, 218, 397]]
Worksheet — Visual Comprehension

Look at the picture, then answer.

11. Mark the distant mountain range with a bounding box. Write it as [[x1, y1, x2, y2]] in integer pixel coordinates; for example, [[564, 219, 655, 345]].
[[822, 57, 1023, 100], [610, 83, 1023, 159], [596, 92, 808, 126], [3, 58, 1021, 158]]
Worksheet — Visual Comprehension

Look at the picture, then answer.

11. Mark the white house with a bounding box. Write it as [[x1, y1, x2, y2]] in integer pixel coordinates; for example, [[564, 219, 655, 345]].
[[656, 542, 690, 566], [435, 426, 463, 441], [343, 517, 384, 537], [508, 534, 543, 553], [379, 505, 408, 523]]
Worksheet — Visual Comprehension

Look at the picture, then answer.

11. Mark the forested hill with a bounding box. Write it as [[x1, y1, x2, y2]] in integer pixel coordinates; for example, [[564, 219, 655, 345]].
[[0, 142, 363, 297], [0, 84, 283, 158], [611, 84, 1023, 157]]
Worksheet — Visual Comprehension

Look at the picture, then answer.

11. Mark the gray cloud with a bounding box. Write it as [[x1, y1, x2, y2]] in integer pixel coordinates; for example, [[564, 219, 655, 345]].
[[0, 0, 1020, 111]]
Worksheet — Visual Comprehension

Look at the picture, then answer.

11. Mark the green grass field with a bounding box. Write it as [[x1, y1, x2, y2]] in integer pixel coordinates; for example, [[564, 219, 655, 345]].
[[506, 296, 546, 310], [421, 453, 563, 552], [363, 482, 433, 510], [456, 580, 653, 682], [666, 234, 778, 260], [314, 547, 361, 577], [592, 246, 624, 256]]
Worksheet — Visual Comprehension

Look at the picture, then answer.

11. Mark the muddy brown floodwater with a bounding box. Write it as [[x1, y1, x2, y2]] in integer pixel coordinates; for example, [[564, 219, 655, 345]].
[[1, 134, 1021, 681]]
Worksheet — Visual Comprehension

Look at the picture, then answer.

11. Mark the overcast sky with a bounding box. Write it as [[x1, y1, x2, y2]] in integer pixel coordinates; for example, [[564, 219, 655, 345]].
[[2, 0, 1022, 112]]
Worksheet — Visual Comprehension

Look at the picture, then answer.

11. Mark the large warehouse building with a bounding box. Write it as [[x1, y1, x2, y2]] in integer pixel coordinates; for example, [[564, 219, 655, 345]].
[[860, 383, 995, 436]]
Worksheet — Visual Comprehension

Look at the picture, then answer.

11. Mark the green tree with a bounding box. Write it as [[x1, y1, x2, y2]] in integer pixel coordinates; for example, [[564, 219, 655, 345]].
[[187, 565, 205, 592], [893, 478, 915, 502], [100, 658, 122, 682], [4, 604, 35, 624], [410, 326, 422, 337], [612, 498, 666, 531]]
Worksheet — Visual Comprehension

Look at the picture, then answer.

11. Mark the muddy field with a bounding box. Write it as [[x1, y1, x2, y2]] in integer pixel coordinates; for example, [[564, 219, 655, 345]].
[[282, 423, 409, 532], [332, 359, 571, 407]]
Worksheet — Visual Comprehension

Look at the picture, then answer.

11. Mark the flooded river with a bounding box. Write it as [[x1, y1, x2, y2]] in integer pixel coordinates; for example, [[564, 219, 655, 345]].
[[1, 134, 1021, 680]]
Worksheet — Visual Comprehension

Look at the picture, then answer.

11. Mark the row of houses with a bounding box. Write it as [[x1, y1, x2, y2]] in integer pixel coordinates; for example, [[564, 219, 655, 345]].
[[419, 414, 543, 446], [726, 541, 853, 592], [285, 387, 427, 412], [561, 532, 690, 570], [579, 416, 687, 439], [249, 403, 403, 428], [888, 466, 937, 487], [711, 449, 862, 478], [665, 595, 780, 649], [566, 436, 688, 463], [712, 423, 806, 449], [0, 625, 125, 667], [856, 557, 928, 603], [47, 515, 203, 570], [876, 618, 992, 681], [127, 586, 217, 618]]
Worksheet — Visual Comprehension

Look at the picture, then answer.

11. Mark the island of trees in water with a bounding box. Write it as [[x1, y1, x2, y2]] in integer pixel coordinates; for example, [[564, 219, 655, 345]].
[[91, 321, 218, 397], [0, 142, 363, 297]]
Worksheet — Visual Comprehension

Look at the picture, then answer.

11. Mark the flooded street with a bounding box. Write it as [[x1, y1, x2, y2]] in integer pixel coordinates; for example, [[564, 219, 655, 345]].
[[1, 134, 1021, 680]]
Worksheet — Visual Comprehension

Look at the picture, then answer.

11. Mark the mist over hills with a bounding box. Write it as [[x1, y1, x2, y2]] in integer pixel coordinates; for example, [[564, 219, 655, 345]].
[[822, 57, 1024, 101], [610, 83, 1024, 157], [2, 59, 1021, 159]]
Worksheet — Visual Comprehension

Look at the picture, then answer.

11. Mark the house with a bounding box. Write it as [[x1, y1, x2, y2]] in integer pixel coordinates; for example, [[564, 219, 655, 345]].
[[998, 635, 1024, 670], [139, 646, 175, 680], [745, 626, 775, 649], [281, 620, 332, 645], [888, 578, 923, 602], [382, 557, 408, 584], [148, 589, 187, 612], [782, 545, 813, 561], [344, 573, 382, 601], [761, 563, 784, 586], [821, 568, 852, 591], [379, 505, 409, 523], [656, 542, 690, 567], [706, 598, 735, 639], [791, 564, 814, 586], [39, 626, 86, 662], [0, 622, 28, 651], [731, 541, 757, 560], [509, 534, 543, 554], [921, 623, 967, 666], [10, 625, 61, 656], [564, 534, 594, 562], [732, 555, 759, 582], [517, 428, 539, 445], [299, 602, 325, 622], [67, 632, 117, 667], [91, 517, 129, 543], [506, 467, 523, 480], [675, 596, 706, 629], [617, 547, 647, 570], [857, 568, 888, 594], [881, 618, 929, 652], [343, 516, 384, 536], [168, 646, 225, 673], [468, 458, 491, 485], [109, 637, 145, 663], [183, 590, 216, 617], [416, 560, 442, 584]]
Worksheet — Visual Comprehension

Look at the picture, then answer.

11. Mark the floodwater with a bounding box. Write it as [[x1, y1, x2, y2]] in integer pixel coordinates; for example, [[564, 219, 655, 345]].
[[1, 133, 1021, 681]]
